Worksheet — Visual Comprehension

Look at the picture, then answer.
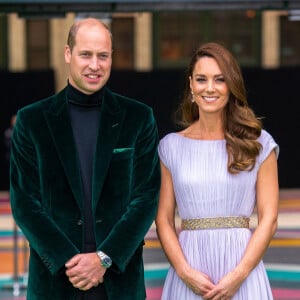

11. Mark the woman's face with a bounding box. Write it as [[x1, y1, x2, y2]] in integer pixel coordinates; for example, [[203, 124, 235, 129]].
[[189, 56, 230, 116]]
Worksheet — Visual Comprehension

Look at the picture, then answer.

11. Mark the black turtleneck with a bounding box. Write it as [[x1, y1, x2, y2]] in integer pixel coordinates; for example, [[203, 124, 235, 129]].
[[67, 83, 103, 252]]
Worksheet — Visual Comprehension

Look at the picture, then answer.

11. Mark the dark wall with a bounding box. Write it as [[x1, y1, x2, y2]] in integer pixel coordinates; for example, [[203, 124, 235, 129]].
[[242, 67, 300, 189], [0, 68, 299, 190], [0, 70, 56, 189], [108, 68, 300, 189]]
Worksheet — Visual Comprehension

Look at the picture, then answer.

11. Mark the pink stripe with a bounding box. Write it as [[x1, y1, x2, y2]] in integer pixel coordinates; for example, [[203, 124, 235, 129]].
[[1, 287, 300, 299], [146, 287, 163, 299], [146, 287, 300, 300], [272, 288, 300, 299]]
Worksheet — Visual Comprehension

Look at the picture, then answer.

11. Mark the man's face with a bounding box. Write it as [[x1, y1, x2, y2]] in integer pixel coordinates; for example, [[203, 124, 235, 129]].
[[65, 23, 112, 95]]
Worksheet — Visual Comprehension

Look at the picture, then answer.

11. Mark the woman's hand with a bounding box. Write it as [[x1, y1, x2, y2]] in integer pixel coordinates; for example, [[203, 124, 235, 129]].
[[181, 267, 216, 297], [203, 269, 244, 300]]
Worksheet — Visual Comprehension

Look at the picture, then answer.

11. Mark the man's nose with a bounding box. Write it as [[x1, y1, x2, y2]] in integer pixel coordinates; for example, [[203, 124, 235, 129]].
[[89, 56, 99, 70]]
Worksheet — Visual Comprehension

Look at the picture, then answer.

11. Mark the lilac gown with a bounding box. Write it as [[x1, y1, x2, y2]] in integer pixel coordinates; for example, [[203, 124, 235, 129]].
[[158, 130, 279, 300]]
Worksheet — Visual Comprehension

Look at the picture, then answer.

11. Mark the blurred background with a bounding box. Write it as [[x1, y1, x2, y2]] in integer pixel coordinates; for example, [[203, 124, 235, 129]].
[[0, 1, 300, 299]]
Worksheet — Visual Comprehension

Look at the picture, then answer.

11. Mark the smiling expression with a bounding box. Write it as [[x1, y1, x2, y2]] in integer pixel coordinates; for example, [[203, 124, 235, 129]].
[[65, 21, 112, 95], [190, 56, 230, 116]]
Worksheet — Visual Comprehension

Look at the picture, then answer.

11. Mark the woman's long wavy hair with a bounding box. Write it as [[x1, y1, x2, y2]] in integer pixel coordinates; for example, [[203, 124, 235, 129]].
[[177, 42, 262, 174]]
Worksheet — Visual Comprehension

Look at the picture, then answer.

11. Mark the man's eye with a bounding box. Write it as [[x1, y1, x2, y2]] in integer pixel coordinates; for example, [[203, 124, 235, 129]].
[[99, 54, 109, 60]]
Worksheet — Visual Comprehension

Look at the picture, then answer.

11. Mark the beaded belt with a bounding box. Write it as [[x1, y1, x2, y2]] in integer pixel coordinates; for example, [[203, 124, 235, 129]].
[[181, 216, 250, 230]]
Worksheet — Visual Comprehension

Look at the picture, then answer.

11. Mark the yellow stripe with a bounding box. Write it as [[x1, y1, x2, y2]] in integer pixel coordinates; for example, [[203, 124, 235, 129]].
[[270, 239, 300, 247], [145, 238, 300, 249], [145, 240, 161, 248], [279, 199, 300, 208]]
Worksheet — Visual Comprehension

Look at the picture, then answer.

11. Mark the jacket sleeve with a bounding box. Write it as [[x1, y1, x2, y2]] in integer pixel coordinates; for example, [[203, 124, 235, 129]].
[[10, 110, 80, 275], [98, 107, 161, 273]]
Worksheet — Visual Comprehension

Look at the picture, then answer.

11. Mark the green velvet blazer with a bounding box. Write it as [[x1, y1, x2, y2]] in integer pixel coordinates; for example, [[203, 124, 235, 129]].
[[10, 87, 161, 300]]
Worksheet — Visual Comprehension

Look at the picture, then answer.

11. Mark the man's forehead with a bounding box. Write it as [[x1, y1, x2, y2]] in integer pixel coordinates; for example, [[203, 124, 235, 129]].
[[77, 21, 109, 35], [75, 25, 111, 44]]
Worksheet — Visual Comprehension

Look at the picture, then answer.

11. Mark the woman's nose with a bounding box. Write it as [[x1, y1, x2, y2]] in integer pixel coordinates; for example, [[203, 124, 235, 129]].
[[206, 80, 216, 92]]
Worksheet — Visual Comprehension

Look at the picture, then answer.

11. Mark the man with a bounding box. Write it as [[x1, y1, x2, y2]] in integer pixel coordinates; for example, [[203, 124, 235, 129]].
[[10, 18, 160, 300]]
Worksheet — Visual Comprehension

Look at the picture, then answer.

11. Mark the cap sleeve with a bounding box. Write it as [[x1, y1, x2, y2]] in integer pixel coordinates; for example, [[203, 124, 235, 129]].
[[158, 134, 173, 170], [257, 129, 279, 166]]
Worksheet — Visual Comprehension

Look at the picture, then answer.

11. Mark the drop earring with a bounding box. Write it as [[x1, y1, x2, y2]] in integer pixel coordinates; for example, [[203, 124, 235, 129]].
[[191, 90, 195, 103]]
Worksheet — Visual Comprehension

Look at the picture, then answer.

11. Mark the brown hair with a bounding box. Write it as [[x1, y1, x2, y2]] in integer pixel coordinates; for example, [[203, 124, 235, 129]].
[[67, 18, 112, 52], [178, 42, 262, 174]]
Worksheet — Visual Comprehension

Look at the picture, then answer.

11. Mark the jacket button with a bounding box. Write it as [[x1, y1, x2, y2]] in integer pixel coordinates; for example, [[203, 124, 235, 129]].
[[77, 220, 83, 226]]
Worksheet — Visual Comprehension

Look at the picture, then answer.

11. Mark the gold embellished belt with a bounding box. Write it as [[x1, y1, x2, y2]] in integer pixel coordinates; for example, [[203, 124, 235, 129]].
[[182, 216, 250, 230]]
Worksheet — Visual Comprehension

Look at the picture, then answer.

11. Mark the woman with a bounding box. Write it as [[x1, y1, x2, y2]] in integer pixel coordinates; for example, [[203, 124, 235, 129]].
[[155, 42, 279, 300]]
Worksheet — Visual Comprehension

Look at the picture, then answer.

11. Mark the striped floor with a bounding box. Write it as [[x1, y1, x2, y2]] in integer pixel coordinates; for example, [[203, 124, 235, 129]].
[[144, 262, 300, 300], [1, 234, 299, 299], [1, 190, 300, 299]]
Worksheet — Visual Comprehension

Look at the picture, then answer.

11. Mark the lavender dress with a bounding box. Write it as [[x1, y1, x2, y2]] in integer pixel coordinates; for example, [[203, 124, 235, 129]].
[[158, 130, 279, 300]]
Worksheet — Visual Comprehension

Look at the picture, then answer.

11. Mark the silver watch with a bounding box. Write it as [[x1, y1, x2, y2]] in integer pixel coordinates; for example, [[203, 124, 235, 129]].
[[96, 251, 112, 268]]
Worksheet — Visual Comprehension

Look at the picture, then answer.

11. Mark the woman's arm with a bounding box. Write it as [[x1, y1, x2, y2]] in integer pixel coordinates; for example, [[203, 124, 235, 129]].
[[155, 161, 215, 296], [235, 149, 279, 278], [205, 150, 279, 300]]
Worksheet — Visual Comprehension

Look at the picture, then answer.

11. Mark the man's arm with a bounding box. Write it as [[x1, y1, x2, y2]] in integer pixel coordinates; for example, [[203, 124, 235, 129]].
[[99, 107, 161, 273], [10, 110, 79, 275]]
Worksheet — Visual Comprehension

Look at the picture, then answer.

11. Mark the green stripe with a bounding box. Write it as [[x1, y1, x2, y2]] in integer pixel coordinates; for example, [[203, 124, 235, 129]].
[[144, 268, 300, 282], [144, 269, 168, 280], [1, 269, 299, 287], [267, 270, 300, 282], [0, 231, 24, 237]]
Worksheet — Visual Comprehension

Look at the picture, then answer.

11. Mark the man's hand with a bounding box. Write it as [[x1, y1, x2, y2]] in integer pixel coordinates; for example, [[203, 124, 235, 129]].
[[65, 253, 107, 291]]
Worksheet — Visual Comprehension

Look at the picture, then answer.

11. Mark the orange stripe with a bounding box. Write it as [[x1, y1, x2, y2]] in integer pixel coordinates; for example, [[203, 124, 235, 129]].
[[270, 239, 300, 247]]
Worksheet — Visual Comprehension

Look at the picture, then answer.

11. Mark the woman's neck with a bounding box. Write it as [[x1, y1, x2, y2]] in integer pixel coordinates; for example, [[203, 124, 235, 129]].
[[182, 119, 224, 140]]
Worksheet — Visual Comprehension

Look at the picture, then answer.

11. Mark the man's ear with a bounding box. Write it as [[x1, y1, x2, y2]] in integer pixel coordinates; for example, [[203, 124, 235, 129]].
[[65, 45, 71, 64]]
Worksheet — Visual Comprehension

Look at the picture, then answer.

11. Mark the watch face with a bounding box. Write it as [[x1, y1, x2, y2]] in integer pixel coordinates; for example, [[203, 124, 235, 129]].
[[97, 251, 112, 268], [103, 256, 112, 267]]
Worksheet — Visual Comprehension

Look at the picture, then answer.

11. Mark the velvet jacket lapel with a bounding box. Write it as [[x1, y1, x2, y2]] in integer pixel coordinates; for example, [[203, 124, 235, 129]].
[[44, 88, 125, 213], [92, 89, 125, 210], [44, 88, 84, 210]]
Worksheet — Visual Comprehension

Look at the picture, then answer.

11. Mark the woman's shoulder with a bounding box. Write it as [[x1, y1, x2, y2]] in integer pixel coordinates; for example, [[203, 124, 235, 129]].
[[258, 129, 279, 159], [160, 125, 195, 144], [159, 132, 180, 144], [158, 132, 182, 155], [158, 133, 180, 168], [258, 129, 276, 143]]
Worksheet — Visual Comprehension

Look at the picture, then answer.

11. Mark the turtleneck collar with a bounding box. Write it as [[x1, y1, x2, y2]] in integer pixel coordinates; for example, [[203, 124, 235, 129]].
[[66, 82, 104, 107]]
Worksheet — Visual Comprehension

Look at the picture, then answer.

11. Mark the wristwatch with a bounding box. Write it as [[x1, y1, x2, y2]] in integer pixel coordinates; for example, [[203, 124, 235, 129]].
[[96, 251, 112, 268]]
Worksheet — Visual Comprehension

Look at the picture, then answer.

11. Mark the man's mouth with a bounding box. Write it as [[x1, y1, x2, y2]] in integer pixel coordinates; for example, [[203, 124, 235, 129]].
[[86, 74, 100, 79]]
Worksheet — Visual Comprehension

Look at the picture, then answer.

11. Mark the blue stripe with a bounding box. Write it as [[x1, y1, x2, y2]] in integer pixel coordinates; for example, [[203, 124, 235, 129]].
[[145, 269, 168, 280], [0, 231, 24, 237], [144, 268, 300, 283], [267, 270, 300, 281]]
